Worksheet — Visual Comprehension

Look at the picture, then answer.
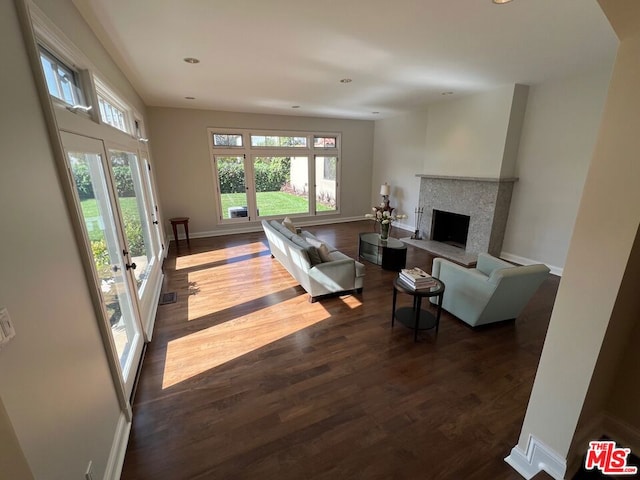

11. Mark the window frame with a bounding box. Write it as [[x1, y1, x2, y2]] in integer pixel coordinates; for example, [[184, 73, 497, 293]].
[[94, 76, 133, 134], [208, 128, 340, 224], [213, 133, 244, 148], [38, 45, 85, 107], [28, 1, 166, 419]]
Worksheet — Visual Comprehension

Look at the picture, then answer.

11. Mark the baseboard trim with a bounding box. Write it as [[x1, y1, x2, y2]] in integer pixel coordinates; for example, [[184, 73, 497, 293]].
[[505, 435, 567, 480], [169, 216, 367, 242], [144, 272, 163, 342], [603, 413, 640, 454], [500, 252, 564, 277], [567, 412, 640, 477], [103, 412, 131, 480]]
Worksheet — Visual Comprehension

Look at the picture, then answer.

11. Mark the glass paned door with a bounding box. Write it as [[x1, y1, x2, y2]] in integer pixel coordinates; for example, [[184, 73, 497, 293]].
[[61, 132, 143, 396], [139, 152, 163, 258], [254, 156, 309, 217], [108, 150, 155, 294], [315, 156, 337, 213], [135, 150, 165, 338], [214, 156, 251, 220]]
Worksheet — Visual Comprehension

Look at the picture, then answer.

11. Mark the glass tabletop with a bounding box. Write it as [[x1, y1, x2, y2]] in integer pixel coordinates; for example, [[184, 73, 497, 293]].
[[359, 232, 405, 250]]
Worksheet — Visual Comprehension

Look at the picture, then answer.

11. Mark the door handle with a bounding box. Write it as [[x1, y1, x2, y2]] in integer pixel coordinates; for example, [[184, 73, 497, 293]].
[[153, 220, 159, 225], [112, 265, 120, 272], [126, 262, 137, 271]]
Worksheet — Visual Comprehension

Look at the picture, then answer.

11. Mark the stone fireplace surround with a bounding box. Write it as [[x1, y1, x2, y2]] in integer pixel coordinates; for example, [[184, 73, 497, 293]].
[[406, 175, 517, 263]]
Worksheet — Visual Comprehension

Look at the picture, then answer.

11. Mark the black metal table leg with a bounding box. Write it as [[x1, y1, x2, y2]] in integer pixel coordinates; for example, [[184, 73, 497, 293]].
[[435, 292, 443, 333], [414, 297, 422, 342]]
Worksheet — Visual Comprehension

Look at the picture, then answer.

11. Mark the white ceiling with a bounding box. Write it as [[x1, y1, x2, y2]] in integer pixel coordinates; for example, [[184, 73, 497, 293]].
[[72, 0, 617, 120]]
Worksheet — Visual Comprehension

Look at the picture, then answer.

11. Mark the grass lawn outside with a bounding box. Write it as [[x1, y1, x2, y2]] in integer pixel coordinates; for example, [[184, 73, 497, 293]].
[[81, 197, 140, 241], [221, 191, 333, 218]]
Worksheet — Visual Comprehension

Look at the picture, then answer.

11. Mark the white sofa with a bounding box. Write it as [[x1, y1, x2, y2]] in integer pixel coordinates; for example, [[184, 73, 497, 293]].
[[262, 220, 365, 302], [431, 253, 550, 327]]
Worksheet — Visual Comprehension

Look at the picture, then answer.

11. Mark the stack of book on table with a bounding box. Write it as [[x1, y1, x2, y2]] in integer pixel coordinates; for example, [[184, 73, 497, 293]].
[[398, 267, 438, 290]]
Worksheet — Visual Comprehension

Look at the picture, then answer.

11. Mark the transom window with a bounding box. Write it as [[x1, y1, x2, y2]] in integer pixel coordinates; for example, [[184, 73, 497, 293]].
[[209, 129, 340, 222], [38, 46, 85, 106], [250, 135, 307, 148], [98, 96, 127, 133], [94, 77, 131, 134], [314, 136, 337, 148], [213, 134, 243, 147]]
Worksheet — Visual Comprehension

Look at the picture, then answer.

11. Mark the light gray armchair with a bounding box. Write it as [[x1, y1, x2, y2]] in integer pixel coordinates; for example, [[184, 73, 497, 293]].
[[430, 253, 550, 327]]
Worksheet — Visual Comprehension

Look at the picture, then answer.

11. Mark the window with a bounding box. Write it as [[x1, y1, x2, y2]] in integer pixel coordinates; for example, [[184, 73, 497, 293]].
[[254, 156, 309, 216], [98, 96, 128, 133], [31, 1, 164, 414], [38, 46, 85, 106], [316, 156, 337, 212], [214, 156, 249, 220], [322, 156, 337, 181], [94, 76, 131, 134], [250, 135, 307, 148], [314, 136, 337, 148], [209, 129, 340, 222], [213, 134, 243, 147]]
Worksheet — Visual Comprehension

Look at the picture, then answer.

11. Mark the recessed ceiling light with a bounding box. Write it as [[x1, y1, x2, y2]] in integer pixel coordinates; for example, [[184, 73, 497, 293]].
[[492, 0, 513, 4], [183, 57, 200, 64], [340, 78, 352, 84], [291, 105, 300, 109], [441, 91, 454, 95], [185, 96, 196, 100]]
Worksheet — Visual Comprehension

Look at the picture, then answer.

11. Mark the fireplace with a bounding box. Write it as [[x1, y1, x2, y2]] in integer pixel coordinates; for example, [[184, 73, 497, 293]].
[[416, 175, 517, 256], [431, 210, 470, 249]]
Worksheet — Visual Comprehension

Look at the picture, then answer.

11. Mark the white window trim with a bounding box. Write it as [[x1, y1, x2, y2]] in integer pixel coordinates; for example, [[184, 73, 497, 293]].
[[30, 2, 138, 139], [208, 127, 341, 222], [30, 2, 92, 73], [94, 76, 133, 134]]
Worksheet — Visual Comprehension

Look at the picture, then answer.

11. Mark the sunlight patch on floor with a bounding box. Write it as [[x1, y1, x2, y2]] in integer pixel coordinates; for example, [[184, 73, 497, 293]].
[[185, 262, 298, 320], [174, 242, 268, 270], [338, 295, 363, 309], [162, 296, 329, 389]]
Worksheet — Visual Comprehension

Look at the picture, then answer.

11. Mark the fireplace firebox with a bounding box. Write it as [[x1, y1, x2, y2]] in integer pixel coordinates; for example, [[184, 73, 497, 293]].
[[431, 210, 470, 249]]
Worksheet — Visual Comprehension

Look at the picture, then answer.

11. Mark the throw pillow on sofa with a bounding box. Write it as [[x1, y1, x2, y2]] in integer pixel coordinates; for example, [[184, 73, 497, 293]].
[[300, 235, 332, 263], [317, 244, 332, 263], [282, 216, 296, 234], [290, 234, 323, 266]]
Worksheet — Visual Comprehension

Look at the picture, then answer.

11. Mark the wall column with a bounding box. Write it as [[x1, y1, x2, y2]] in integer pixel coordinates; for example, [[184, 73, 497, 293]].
[[506, 1, 640, 478]]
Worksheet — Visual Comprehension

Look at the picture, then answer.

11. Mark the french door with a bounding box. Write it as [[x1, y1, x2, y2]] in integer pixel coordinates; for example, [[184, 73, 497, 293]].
[[61, 132, 144, 398], [213, 155, 256, 222], [106, 145, 163, 338]]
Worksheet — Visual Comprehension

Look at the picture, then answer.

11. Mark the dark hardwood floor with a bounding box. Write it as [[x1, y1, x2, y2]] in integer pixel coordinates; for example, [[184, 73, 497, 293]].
[[121, 220, 559, 480]]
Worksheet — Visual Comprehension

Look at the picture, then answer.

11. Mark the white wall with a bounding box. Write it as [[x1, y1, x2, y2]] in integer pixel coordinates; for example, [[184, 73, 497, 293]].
[[372, 69, 613, 271], [371, 110, 428, 233], [147, 107, 374, 236], [0, 2, 121, 479], [0, 398, 34, 480], [501, 65, 613, 272], [423, 85, 516, 178], [514, 4, 640, 462], [572, 225, 640, 457]]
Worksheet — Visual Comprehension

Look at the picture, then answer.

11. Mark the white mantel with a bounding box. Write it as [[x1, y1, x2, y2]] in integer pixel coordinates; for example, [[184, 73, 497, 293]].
[[416, 174, 519, 183]]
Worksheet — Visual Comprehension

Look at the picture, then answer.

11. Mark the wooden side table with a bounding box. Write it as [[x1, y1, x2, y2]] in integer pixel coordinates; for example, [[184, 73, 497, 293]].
[[169, 217, 190, 251]]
